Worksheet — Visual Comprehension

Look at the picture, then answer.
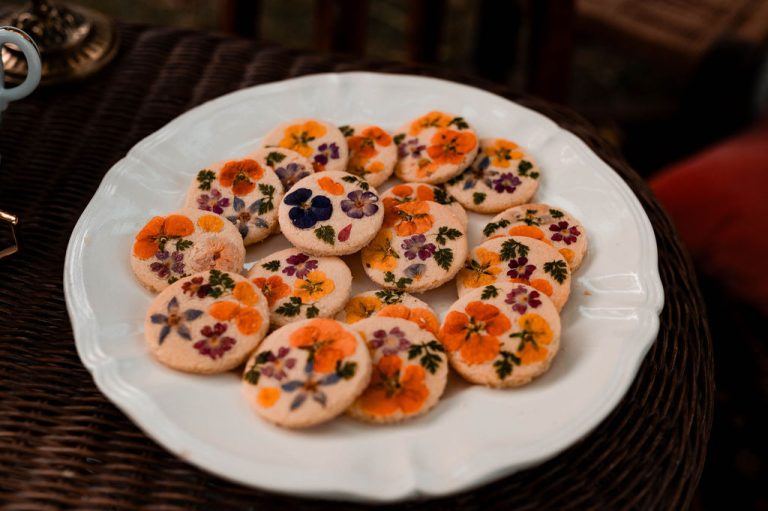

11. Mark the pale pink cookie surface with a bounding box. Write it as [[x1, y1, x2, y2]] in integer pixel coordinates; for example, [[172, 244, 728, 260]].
[[361, 200, 467, 293], [445, 138, 540, 214], [247, 248, 352, 328], [242, 318, 372, 428], [381, 182, 468, 229], [259, 118, 348, 174], [440, 282, 561, 387], [184, 157, 284, 245], [482, 203, 588, 271], [144, 271, 269, 373], [250, 147, 313, 193], [456, 235, 571, 310], [339, 124, 397, 188], [348, 317, 448, 423], [336, 289, 440, 336], [393, 111, 479, 184], [130, 208, 245, 293], [278, 171, 384, 256]]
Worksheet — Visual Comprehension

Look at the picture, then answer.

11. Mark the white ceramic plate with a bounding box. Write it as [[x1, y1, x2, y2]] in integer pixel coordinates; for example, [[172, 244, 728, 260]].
[[64, 72, 664, 503]]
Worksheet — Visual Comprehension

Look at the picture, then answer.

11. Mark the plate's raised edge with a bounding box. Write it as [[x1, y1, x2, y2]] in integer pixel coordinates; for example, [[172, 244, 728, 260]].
[[63, 71, 665, 503]]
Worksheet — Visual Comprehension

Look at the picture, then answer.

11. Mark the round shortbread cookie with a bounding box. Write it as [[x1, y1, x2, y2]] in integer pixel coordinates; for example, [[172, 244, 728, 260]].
[[347, 317, 448, 423], [131, 208, 245, 293], [393, 111, 479, 184], [381, 182, 468, 230], [247, 248, 352, 328], [278, 171, 384, 256], [361, 200, 467, 293], [482, 203, 588, 271], [259, 118, 349, 173], [456, 235, 571, 310], [184, 157, 284, 245], [250, 147, 313, 192], [242, 318, 372, 428], [336, 290, 440, 335], [445, 138, 540, 214], [340, 124, 397, 188], [144, 270, 269, 373], [440, 282, 561, 387]]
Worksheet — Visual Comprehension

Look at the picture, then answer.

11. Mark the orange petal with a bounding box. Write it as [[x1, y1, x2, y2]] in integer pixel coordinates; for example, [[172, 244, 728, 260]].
[[209, 301, 239, 321], [236, 307, 263, 335], [233, 281, 258, 306], [507, 225, 546, 240], [377, 304, 410, 320], [136, 216, 164, 241], [314, 347, 343, 373], [415, 185, 435, 202], [460, 334, 500, 364], [197, 214, 224, 233], [163, 215, 194, 237], [318, 176, 344, 195], [358, 387, 400, 416], [529, 278, 554, 296], [133, 238, 159, 260], [257, 387, 280, 408]]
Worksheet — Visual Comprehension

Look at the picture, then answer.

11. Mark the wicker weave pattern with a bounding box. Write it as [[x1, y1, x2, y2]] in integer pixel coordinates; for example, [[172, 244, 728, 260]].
[[0, 24, 712, 510]]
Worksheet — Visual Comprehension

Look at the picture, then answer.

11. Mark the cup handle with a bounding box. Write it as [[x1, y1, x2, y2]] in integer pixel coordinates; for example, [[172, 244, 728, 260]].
[[0, 26, 42, 105]]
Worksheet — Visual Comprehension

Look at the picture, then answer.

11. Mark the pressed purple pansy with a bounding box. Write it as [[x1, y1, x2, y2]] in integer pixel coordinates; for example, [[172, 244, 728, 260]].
[[504, 285, 542, 315], [275, 162, 310, 191], [280, 359, 342, 410], [150, 250, 185, 279], [369, 327, 411, 356], [282, 253, 319, 279], [507, 256, 536, 280], [193, 322, 236, 359], [549, 221, 580, 245], [196, 189, 230, 214], [340, 190, 379, 219], [313, 142, 340, 166], [182, 276, 213, 298], [284, 188, 333, 229], [492, 173, 522, 194], [404, 263, 426, 280], [150, 296, 203, 345], [398, 138, 426, 159], [226, 196, 269, 238], [260, 346, 297, 381], [401, 234, 437, 261]]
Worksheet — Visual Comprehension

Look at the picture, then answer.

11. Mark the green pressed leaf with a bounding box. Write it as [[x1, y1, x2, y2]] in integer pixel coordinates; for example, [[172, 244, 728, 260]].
[[207, 269, 235, 298], [493, 351, 521, 380], [258, 184, 276, 214], [265, 151, 286, 167], [375, 289, 404, 304], [435, 226, 463, 245], [518, 160, 533, 175], [446, 172, 465, 186], [395, 277, 412, 289], [530, 171, 540, 179], [276, 296, 303, 317], [167, 276, 179, 284], [336, 361, 357, 379], [482, 219, 510, 237], [243, 367, 260, 385], [481, 285, 499, 300], [256, 351, 272, 364], [339, 125, 354, 137], [473, 192, 486, 205], [262, 260, 280, 272], [393, 133, 405, 145], [306, 305, 320, 318], [549, 209, 564, 219], [341, 174, 370, 191], [383, 271, 395, 283], [434, 248, 454, 270], [314, 225, 335, 245], [449, 117, 470, 130], [196, 169, 216, 191], [432, 186, 455, 204], [175, 238, 193, 251], [408, 341, 445, 374], [499, 239, 530, 260], [522, 209, 540, 226], [543, 260, 568, 284]]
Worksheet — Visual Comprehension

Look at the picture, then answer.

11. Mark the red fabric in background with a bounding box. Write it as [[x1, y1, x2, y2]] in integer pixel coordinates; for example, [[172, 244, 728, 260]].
[[650, 117, 768, 314]]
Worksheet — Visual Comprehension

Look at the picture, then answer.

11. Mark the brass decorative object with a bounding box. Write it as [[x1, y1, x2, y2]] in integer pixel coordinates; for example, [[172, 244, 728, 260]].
[[0, 0, 118, 85]]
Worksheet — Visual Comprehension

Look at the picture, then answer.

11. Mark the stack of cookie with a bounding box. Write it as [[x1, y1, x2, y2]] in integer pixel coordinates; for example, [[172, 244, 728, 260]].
[[130, 112, 587, 428]]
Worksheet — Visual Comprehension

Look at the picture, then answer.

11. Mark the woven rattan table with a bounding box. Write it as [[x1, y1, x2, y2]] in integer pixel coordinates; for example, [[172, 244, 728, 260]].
[[0, 24, 713, 510]]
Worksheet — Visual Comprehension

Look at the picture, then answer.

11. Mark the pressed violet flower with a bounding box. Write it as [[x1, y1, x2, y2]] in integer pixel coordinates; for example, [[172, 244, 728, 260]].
[[150, 250, 185, 279], [549, 221, 580, 245], [492, 173, 522, 194], [507, 256, 536, 280], [401, 234, 436, 261], [284, 188, 333, 229], [369, 326, 411, 356], [404, 263, 426, 280], [340, 190, 379, 219], [182, 276, 212, 298], [226, 197, 268, 238], [196, 189, 230, 214], [193, 322, 236, 359], [150, 296, 203, 344], [313, 142, 340, 167], [398, 138, 426, 159], [282, 252, 318, 279], [275, 162, 310, 190], [504, 286, 542, 315], [259, 346, 297, 381], [280, 358, 342, 410]]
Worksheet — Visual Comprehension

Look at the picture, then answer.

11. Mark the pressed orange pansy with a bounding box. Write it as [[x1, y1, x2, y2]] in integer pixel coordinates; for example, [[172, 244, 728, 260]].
[[252, 275, 291, 307], [484, 140, 524, 168], [344, 295, 384, 323], [427, 129, 477, 165], [377, 304, 440, 336], [358, 355, 429, 416], [514, 313, 553, 364], [208, 301, 263, 335], [133, 214, 194, 260], [289, 318, 357, 373], [232, 281, 259, 306], [293, 270, 335, 303], [440, 301, 511, 364], [279, 121, 327, 157], [361, 229, 398, 271], [460, 247, 502, 288], [218, 159, 264, 196], [408, 111, 452, 136], [393, 201, 434, 236]]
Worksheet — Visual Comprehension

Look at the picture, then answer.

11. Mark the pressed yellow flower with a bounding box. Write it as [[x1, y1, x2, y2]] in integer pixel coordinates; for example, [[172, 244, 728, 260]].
[[484, 140, 524, 168], [361, 229, 398, 271], [279, 121, 327, 157], [459, 247, 502, 288], [344, 295, 383, 323], [514, 313, 554, 364], [293, 270, 335, 303], [197, 214, 224, 233], [408, 111, 452, 135]]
